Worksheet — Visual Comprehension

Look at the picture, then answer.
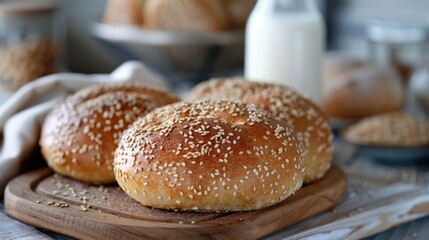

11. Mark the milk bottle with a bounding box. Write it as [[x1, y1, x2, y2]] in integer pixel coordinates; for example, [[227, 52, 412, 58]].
[[245, 0, 325, 104]]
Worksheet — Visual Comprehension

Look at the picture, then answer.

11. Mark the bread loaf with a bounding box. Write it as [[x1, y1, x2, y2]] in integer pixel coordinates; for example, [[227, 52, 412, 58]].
[[103, 0, 146, 26], [40, 83, 179, 184], [186, 78, 333, 183], [103, 0, 255, 31], [144, 0, 229, 32], [322, 56, 405, 119], [114, 100, 304, 211]]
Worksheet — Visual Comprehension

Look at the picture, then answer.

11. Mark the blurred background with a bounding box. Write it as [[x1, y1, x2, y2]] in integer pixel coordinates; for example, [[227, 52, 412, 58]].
[[59, 0, 429, 73], [0, 0, 428, 121]]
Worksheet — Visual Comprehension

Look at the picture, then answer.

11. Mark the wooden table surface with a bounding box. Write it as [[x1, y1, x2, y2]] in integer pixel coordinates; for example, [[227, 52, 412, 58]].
[[2, 140, 429, 240]]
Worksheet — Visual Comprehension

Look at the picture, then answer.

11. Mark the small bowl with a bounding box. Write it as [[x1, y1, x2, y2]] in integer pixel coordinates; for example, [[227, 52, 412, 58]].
[[90, 23, 245, 86], [342, 136, 429, 163]]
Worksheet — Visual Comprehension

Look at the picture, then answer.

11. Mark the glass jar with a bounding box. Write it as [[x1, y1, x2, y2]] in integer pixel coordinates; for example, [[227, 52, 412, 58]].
[[409, 59, 429, 117], [0, 0, 57, 92], [366, 19, 429, 84]]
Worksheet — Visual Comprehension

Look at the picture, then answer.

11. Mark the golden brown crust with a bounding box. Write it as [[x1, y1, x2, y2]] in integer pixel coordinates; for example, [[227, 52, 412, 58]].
[[343, 112, 429, 147], [144, 0, 229, 32], [185, 78, 333, 183], [103, 0, 146, 26], [67, 83, 177, 107], [114, 101, 304, 211], [40, 83, 179, 184]]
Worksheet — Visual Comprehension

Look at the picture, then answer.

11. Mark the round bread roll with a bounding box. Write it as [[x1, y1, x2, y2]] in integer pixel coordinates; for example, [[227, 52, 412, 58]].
[[322, 56, 405, 119], [144, 0, 229, 32], [186, 78, 333, 183], [114, 101, 304, 211], [103, 0, 146, 26], [40, 83, 179, 184], [343, 112, 429, 147], [222, 0, 256, 29]]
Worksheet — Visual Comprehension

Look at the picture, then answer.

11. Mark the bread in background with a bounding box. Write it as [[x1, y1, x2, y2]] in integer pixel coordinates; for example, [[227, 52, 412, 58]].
[[103, 0, 256, 31], [144, 0, 229, 32], [103, 0, 146, 26], [322, 55, 405, 119], [223, 0, 257, 29]]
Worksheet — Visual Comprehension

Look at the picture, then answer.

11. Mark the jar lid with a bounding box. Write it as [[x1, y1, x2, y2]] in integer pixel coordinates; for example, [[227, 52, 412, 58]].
[[0, 0, 56, 17], [367, 19, 429, 44]]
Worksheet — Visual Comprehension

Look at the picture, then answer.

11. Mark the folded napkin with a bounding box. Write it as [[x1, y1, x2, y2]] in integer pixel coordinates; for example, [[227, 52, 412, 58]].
[[0, 61, 168, 195]]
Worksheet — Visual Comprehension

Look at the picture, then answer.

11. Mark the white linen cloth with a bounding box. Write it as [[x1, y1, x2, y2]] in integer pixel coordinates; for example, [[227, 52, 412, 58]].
[[0, 61, 168, 194]]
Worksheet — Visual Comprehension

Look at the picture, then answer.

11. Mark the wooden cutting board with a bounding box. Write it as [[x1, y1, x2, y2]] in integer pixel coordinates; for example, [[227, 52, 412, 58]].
[[4, 165, 347, 240]]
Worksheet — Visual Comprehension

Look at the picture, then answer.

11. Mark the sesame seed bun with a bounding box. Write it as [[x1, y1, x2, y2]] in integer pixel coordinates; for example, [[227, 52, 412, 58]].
[[185, 78, 333, 183], [40, 83, 179, 184], [114, 100, 304, 212]]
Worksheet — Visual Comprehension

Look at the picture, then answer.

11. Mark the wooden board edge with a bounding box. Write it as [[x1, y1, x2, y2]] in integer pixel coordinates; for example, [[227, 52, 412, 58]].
[[4, 170, 218, 239], [285, 195, 429, 240], [4, 165, 348, 240], [208, 165, 348, 238]]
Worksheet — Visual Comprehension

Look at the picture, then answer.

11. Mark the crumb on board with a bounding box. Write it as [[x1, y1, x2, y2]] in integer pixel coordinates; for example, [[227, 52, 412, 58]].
[[46, 200, 69, 208]]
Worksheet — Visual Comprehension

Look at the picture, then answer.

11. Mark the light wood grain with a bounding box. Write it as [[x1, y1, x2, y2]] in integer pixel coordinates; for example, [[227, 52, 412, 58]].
[[4, 165, 347, 240], [0, 203, 52, 240], [266, 172, 429, 240]]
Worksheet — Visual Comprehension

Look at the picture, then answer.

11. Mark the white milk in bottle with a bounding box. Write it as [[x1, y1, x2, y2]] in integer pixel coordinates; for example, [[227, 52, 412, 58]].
[[245, 0, 325, 104]]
